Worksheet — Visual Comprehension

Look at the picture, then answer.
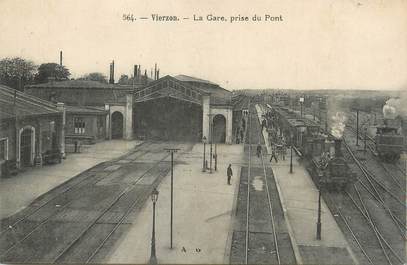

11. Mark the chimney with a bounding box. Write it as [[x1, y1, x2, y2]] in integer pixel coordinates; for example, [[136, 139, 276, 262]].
[[151, 68, 153, 79], [134, 65, 137, 80], [334, 139, 342, 157], [154, 63, 157, 80], [144, 69, 148, 84], [109, 60, 115, 84], [157, 68, 160, 79], [59, 51, 63, 66], [138, 65, 141, 81]]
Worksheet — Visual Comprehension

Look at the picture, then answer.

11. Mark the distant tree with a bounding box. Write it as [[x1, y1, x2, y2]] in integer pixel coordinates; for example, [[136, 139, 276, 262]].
[[78, 72, 108, 83], [35, 63, 70, 83], [0, 57, 37, 91], [118, 74, 129, 84]]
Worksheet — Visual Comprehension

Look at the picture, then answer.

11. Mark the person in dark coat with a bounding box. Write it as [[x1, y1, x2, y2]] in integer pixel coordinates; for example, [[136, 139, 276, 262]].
[[256, 144, 262, 158], [227, 164, 233, 185], [261, 119, 267, 131], [270, 145, 278, 163]]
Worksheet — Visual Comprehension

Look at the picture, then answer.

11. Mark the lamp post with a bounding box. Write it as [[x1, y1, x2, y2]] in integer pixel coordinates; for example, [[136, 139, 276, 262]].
[[356, 109, 360, 146], [364, 127, 367, 152], [214, 143, 217, 171], [316, 184, 322, 240], [289, 133, 293, 174], [149, 188, 159, 264], [202, 136, 207, 172], [164, 148, 180, 249], [208, 114, 214, 174]]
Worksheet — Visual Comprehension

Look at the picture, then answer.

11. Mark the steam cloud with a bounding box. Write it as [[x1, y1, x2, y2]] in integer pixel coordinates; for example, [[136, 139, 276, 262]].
[[383, 93, 407, 119], [331, 112, 347, 138]]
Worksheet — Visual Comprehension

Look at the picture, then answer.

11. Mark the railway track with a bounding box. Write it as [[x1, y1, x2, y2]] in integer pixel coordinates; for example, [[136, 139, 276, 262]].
[[0, 142, 189, 263], [229, 102, 297, 264], [344, 126, 406, 228], [244, 103, 281, 264], [301, 107, 405, 265], [53, 154, 171, 263], [0, 141, 156, 237], [339, 139, 405, 265]]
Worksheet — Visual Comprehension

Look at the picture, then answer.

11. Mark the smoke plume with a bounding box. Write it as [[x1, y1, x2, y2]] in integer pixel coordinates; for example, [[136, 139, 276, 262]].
[[331, 112, 347, 138], [383, 92, 407, 119]]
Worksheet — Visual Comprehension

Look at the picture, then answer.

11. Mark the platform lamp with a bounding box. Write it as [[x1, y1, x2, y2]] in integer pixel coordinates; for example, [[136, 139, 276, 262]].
[[208, 114, 215, 174], [149, 188, 159, 264], [289, 132, 294, 174], [316, 182, 323, 240], [202, 136, 207, 172]]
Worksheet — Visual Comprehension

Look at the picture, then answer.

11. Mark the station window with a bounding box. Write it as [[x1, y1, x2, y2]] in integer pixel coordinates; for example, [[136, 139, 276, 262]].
[[74, 117, 86, 134], [0, 138, 7, 161]]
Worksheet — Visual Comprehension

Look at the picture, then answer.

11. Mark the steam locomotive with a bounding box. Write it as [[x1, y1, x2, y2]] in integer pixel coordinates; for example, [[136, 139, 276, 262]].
[[371, 119, 405, 162], [268, 106, 356, 191]]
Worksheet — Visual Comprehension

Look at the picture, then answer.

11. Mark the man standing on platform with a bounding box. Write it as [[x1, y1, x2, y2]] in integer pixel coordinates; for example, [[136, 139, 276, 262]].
[[256, 143, 262, 158], [227, 164, 233, 185], [270, 145, 278, 163]]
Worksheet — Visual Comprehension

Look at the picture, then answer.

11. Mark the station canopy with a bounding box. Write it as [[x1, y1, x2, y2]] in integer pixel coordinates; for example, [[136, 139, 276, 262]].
[[133, 75, 232, 106]]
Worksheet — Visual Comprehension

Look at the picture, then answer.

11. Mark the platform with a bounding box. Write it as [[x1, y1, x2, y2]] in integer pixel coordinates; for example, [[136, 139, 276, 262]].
[[255, 104, 358, 265], [107, 143, 245, 264]]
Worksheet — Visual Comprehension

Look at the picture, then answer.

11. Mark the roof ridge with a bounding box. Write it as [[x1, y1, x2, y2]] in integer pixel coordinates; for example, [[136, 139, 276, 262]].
[[0, 85, 59, 111]]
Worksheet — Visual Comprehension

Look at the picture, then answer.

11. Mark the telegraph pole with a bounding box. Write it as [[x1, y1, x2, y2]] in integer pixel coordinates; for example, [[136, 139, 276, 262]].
[[164, 148, 180, 249], [356, 110, 359, 146]]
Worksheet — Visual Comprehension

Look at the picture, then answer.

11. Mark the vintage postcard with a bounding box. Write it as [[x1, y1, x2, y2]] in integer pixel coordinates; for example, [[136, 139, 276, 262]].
[[0, 0, 406, 264]]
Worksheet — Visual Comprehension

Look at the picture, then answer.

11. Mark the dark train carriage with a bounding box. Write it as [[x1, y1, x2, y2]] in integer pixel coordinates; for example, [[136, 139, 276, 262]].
[[272, 106, 356, 191], [375, 125, 404, 162]]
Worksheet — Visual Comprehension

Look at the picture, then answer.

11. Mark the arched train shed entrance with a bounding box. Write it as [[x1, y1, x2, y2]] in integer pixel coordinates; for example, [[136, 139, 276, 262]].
[[212, 114, 226, 143], [111, 111, 124, 139]]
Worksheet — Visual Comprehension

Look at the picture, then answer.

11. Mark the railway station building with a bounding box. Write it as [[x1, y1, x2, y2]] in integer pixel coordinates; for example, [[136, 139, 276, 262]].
[[26, 75, 235, 144], [0, 85, 65, 175], [25, 80, 135, 145]]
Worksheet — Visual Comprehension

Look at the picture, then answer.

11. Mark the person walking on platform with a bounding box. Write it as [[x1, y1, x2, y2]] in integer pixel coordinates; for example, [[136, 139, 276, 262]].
[[256, 144, 262, 158], [261, 119, 267, 131], [270, 145, 278, 163], [227, 164, 233, 185]]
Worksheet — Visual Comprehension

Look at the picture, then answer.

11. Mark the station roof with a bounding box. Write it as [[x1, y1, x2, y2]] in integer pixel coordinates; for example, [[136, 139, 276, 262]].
[[174, 75, 218, 85], [25, 80, 130, 106], [174, 75, 232, 106], [25, 80, 119, 89], [135, 75, 232, 106], [0, 85, 61, 120]]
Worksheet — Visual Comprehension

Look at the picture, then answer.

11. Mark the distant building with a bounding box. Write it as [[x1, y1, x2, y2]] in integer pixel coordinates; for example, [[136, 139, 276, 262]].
[[0, 85, 65, 175]]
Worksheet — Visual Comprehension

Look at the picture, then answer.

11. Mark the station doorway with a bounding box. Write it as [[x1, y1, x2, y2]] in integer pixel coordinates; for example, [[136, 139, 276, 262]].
[[134, 97, 202, 141], [20, 128, 33, 167], [111, 111, 124, 139], [212, 114, 226, 143]]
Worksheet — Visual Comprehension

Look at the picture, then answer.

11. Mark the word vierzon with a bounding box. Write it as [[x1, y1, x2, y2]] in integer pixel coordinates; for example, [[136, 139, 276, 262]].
[[151, 14, 283, 22]]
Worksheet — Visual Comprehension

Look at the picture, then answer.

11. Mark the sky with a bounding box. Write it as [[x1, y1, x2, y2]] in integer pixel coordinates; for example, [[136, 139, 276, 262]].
[[0, 0, 406, 91]]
